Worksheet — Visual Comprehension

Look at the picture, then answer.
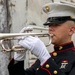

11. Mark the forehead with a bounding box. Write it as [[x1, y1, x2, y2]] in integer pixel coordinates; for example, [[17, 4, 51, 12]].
[[48, 22, 70, 28]]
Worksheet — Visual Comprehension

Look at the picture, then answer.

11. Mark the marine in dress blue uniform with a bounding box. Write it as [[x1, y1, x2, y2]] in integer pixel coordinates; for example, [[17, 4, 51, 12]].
[[8, 2, 75, 75]]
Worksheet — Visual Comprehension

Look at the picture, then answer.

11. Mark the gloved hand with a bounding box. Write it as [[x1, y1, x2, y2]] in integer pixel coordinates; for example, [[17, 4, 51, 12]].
[[14, 26, 33, 61], [18, 36, 51, 65], [14, 50, 26, 61]]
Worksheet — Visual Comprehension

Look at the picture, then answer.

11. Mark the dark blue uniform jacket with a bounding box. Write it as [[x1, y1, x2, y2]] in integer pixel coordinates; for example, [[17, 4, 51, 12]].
[[8, 42, 75, 75]]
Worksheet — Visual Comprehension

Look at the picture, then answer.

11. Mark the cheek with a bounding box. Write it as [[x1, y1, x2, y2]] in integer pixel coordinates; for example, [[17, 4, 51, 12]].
[[59, 30, 69, 39], [56, 29, 68, 39]]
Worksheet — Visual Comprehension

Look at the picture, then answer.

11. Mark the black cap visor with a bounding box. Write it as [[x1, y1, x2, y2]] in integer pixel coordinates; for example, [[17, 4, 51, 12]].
[[43, 16, 75, 26]]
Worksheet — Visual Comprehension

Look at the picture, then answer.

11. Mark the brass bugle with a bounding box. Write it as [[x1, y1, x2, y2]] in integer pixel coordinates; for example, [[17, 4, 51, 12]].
[[0, 33, 49, 40], [0, 33, 52, 52], [0, 26, 49, 40], [0, 26, 52, 51]]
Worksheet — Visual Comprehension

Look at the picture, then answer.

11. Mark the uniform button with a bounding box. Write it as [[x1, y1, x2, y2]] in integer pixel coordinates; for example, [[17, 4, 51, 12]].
[[53, 70, 58, 74], [53, 52, 57, 56], [46, 64, 50, 68]]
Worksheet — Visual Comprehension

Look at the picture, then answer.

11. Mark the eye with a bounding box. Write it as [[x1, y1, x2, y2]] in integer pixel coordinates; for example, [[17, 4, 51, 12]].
[[49, 24, 61, 27]]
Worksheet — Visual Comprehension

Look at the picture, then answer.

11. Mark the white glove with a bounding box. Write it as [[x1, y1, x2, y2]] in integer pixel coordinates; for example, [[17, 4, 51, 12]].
[[14, 51, 26, 61], [18, 36, 51, 65], [14, 26, 33, 61]]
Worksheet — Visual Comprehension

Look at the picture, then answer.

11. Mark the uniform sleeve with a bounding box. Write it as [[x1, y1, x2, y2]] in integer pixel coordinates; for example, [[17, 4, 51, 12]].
[[8, 58, 67, 75], [8, 58, 25, 75], [8, 58, 40, 75]]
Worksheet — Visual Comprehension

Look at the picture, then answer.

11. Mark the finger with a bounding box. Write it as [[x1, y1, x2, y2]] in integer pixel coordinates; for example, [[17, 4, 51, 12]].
[[18, 39, 32, 49], [20, 27, 27, 33]]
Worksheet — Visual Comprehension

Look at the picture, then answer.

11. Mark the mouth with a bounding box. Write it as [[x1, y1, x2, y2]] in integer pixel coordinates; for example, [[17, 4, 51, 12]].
[[50, 34, 54, 37]]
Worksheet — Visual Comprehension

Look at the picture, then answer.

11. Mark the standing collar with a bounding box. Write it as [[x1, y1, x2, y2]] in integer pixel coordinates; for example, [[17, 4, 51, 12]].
[[54, 41, 74, 51]]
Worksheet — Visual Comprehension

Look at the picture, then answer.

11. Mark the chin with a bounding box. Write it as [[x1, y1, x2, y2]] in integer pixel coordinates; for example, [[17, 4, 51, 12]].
[[51, 41, 58, 45], [51, 41, 55, 45]]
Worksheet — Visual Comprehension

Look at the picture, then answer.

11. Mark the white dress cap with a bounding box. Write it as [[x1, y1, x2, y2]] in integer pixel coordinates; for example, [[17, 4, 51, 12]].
[[42, 3, 75, 18]]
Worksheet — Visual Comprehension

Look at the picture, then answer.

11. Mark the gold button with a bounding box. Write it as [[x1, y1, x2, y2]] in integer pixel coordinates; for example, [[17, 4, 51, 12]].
[[53, 52, 57, 56], [53, 70, 58, 74], [46, 64, 50, 68]]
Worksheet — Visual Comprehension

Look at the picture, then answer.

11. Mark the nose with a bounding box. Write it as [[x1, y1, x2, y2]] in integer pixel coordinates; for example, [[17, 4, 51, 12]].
[[48, 26, 55, 33]]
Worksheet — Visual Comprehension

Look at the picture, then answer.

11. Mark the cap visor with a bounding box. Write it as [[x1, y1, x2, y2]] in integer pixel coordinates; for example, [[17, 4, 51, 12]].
[[43, 21, 65, 26]]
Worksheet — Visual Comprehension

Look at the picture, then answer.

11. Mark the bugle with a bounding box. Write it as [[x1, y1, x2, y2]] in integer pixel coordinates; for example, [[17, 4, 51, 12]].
[[0, 26, 52, 51]]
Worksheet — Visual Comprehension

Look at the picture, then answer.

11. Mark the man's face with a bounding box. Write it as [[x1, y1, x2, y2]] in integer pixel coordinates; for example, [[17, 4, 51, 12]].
[[49, 22, 72, 45]]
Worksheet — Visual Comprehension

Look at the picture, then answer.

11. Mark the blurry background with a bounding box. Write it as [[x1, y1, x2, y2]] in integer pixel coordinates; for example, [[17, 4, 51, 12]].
[[0, 0, 75, 75]]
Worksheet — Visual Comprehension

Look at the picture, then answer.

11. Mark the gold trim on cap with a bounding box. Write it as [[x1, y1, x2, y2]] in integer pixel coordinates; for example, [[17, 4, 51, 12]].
[[45, 6, 50, 12], [70, 16, 72, 19]]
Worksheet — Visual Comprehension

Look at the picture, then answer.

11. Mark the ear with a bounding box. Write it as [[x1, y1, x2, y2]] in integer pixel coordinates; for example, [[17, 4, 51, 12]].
[[69, 26, 75, 35]]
